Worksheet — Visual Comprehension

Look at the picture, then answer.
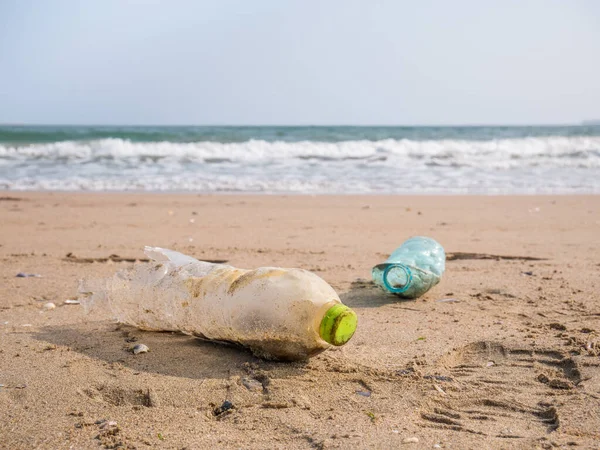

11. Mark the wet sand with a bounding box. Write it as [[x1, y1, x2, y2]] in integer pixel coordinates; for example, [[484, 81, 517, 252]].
[[1, 193, 599, 449]]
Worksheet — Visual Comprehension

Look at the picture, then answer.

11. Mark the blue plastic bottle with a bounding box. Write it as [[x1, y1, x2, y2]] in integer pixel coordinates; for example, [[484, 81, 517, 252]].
[[372, 236, 445, 299]]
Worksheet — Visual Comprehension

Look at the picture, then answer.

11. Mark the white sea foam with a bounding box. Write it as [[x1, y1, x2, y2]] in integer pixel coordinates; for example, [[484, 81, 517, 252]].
[[1, 137, 599, 193]]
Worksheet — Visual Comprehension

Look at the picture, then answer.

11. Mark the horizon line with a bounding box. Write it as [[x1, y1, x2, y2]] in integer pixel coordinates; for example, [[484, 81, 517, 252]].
[[0, 122, 593, 128]]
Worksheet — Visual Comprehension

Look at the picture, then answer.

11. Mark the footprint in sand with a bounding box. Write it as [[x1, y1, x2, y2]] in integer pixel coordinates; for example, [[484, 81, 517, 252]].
[[420, 341, 582, 439]]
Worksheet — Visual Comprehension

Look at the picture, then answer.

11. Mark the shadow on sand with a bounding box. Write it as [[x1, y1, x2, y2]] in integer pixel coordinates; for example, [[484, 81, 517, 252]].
[[33, 322, 308, 380], [340, 279, 415, 308]]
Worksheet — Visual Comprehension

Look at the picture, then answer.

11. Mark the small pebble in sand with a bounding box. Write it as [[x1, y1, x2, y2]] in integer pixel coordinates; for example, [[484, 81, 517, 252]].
[[433, 445, 442, 449], [132, 344, 149, 355], [402, 437, 419, 444], [100, 420, 118, 429], [213, 400, 234, 416], [43, 302, 56, 311]]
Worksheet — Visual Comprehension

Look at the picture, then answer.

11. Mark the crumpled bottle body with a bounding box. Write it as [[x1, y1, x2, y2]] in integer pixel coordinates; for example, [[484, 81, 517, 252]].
[[372, 237, 445, 299]]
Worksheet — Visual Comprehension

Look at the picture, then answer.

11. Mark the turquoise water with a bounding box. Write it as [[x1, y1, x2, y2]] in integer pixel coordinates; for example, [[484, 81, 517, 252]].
[[1, 125, 599, 193]]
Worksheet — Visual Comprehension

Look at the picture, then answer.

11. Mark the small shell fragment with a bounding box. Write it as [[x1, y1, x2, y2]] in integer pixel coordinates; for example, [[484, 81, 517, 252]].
[[402, 437, 419, 444], [132, 344, 149, 355], [43, 302, 56, 311], [64, 299, 80, 305], [433, 384, 446, 395]]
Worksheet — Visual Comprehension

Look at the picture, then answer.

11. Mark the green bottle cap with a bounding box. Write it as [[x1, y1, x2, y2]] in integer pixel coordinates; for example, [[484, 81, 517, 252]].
[[319, 304, 358, 346]]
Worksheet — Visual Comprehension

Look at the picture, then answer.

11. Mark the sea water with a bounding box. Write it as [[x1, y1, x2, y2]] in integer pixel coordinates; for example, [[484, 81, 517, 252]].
[[1, 125, 599, 193]]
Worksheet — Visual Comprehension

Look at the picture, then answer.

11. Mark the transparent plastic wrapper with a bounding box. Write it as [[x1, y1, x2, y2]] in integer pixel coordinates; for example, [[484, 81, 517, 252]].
[[79, 247, 357, 361], [372, 237, 445, 299]]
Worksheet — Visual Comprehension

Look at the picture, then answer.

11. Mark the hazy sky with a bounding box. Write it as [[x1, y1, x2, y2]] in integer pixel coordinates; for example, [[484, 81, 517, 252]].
[[0, 0, 598, 125]]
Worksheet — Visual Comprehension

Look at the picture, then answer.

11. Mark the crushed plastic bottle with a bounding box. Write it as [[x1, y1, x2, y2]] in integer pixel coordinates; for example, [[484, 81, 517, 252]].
[[79, 247, 357, 361], [372, 236, 445, 299]]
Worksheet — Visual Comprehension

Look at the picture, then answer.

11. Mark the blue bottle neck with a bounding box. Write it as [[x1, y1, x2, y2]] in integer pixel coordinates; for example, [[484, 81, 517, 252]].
[[380, 263, 413, 293]]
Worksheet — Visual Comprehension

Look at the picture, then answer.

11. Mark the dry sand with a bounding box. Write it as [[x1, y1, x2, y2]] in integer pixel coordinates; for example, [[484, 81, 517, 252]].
[[1, 193, 599, 449]]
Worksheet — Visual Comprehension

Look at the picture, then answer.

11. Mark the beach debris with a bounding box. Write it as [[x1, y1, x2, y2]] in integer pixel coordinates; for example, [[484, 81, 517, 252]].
[[537, 374, 550, 384], [355, 390, 372, 397], [521, 271, 534, 276], [392, 429, 399, 434], [365, 411, 376, 422], [80, 246, 357, 361], [433, 384, 446, 395], [433, 444, 442, 449], [99, 420, 118, 429], [423, 375, 453, 382], [548, 379, 574, 390], [132, 344, 149, 355], [42, 302, 56, 311], [436, 298, 459, 303], [402, 437, 419, 444], [64, 299, 81, 305], [261, 402, 290, 409], [446, 252, 546, 261], [16, 272, 42, 278], [372, 237, 445, 299], [213, 400, 234, 416], [64, 253, 150, 264], [241, 377, 263, 392], [486, 361, 495, 367]]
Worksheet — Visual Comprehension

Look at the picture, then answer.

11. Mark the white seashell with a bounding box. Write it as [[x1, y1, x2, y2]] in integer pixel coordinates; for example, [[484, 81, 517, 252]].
[[43, 302, 56, 310], [64, 299, 80, 305], [132, 344, 149, 355]]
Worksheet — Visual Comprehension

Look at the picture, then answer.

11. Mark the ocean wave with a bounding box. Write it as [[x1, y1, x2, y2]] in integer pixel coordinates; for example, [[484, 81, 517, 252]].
[[1, 137, 600, 169], [2, 170, 599, 194], [1, 136, 600, 193]]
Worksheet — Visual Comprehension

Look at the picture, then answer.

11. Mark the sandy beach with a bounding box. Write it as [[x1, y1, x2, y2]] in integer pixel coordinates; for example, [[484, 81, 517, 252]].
[[1, 192, 599, 449]]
